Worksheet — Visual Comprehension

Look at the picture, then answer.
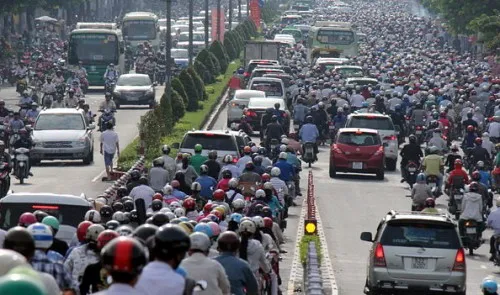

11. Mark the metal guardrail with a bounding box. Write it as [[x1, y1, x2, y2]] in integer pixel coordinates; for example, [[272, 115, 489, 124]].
[[102, 156, 146, 203]]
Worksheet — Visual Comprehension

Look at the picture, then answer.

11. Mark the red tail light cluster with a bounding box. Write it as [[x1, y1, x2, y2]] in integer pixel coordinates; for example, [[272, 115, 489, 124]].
[[374, 243, 386, 267], [383, 135, 397, 141], [245, 110, 257, 117], [374, 146, 384, 156], [332, 144, 343, 154], [244, 72, 250, 77], [452, 248, 465, 272]]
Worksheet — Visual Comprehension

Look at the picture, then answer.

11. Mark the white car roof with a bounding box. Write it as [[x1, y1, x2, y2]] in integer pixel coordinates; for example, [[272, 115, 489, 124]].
[[1, 192, 91, 206], [234, 90, 266, 99]]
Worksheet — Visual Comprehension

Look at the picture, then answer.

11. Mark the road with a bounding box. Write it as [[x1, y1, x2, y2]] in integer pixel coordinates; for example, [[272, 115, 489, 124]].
[[0, 85, 162, 198]]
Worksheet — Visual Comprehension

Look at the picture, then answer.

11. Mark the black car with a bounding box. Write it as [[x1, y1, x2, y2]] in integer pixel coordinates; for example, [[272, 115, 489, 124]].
[[112, 74, 156, 108]]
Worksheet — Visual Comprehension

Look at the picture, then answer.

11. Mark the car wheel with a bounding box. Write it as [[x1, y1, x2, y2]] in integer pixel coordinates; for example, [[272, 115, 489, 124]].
[[83, 149, 93, 165], [386, 158, 397, 171], [329, 164, 336, 178], [376, 168, 385, 180]]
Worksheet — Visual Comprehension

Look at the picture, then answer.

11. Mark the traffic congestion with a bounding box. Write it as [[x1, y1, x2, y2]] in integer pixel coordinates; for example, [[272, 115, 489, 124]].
[[0, 0, 499, 294]]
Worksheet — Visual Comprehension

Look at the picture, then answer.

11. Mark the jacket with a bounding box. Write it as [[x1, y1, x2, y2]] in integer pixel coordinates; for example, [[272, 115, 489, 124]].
[[447, 167, 469, 186], [179, 252, 231, 295], [274, 159, 295, 182], [190, 154, 208, 174], [460, 192, 483, 221], [63, 244, 99, 287], [242, 239, 271, 275], [203, 159, 222, 179], [214, 253, 259, 295], [135, 261, 185, 295], [411, 183, 432, 206]]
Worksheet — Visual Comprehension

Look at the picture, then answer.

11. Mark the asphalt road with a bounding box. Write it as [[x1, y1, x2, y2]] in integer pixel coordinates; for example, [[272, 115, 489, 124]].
[[0, 85, 162, 198]]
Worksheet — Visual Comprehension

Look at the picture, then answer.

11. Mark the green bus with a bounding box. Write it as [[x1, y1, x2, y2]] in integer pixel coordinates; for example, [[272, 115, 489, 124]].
[[68, 29, 125, 86], [307, 21, 359, 62], [281, 26, 303, 42]]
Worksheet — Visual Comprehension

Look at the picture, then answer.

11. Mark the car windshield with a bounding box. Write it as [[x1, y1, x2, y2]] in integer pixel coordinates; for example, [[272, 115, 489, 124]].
[[181, 134, 235, 151], [0, 203, 89, 229], [250, 82, 283, 97], [248, 100, 284, 109], [381, 221, 460, 249], [247, 62, 275, 74], [337, 68, 364, 77], [117, 75, 151, 86], [337, 132, 380, 146], [348, 117, 394, 131], [172, 50, 189, 58], [35, 114, 85, 130]]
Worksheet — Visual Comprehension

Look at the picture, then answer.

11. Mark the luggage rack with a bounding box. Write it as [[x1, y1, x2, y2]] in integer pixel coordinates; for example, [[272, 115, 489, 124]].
[[385, 210, 454, 222]]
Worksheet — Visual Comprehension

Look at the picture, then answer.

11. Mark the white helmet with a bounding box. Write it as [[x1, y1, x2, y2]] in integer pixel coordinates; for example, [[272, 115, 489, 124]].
[[27, 223, 53, 249], [281, 138, 289, 145], [189, 232, 211, 252], [112, 211, 125, 222], [263, 182, 274, 190], [165, 212, 176, 221], [232, 199, 245, 210], [163, 184, 173, 195], [159, 207, 172, 213], [278, 152, 288, 160], [239, 219, 256, 234], [191, 182, 202, 192], [271, 167, 281, 177], [255, 189, 266, 199], [483, 132, 490, 138], [84, 210, 101, 223], [251, 146, 259, 153], [279, 145, 288, 152], [252, 216, 264, 228], [228, 178, 239, 189], [116, 225, 133, 237], [0, 249, 28, 276], [174, 207, 186, 217], [223, 154, 233, 164], [169, 201, 181, 210], [86, 224, 105, 242]]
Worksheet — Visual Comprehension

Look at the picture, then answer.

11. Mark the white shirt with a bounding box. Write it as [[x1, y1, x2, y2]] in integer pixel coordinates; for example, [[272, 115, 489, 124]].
[[489, 122, 500, 138], [93, 283, 142, 295], [100, 129, 119, 154], [349, 94, 365, 108], [135, 261, 185, 295], [179, 252, 231, 295], [129, 184, 155, 208]]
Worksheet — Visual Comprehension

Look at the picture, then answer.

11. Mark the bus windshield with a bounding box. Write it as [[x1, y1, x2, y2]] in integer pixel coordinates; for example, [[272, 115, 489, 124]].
[[69, 33, 118, 64], [317, 29, 354, 45], [123, 20, 156, 40]]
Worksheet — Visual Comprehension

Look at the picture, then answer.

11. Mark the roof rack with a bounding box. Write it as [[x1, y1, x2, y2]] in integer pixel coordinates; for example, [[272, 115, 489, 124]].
[[385, 210, 454, 222]]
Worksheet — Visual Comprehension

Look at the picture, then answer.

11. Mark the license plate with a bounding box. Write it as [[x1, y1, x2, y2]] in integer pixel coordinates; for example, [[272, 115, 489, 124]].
[[16, 155, 29, 161], [127, 96, 140, 101], [411, 257, 427, 269], [428, 182, 436, 188], [408, 167, 417, 172], [466, 227, 476, 234], [416, 130, 422, 134], [352, 162, 363, 169], [293, 124, 299, 129], [329, 125, 336, 130]]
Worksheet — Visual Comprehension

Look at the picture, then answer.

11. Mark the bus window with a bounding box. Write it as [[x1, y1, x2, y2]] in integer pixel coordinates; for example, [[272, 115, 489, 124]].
[[123, 20, 156, 40], [69, 34, 118, 64], [317, 30, 354, 45]]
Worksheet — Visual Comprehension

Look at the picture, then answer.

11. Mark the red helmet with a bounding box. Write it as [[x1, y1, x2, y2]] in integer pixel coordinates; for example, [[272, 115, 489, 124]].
[[203, 203, 214, 214], [18, 212, 37, 227], [475, 137, 482, 145], [183, 198, 196, 210], [467, 125, 474, 132], [454, 159, 463, 167], [243, 146, 251, 154], [153, 193, 163, 201], [263, 217, 273, 229], [213, 189, 226, 201], [210, 210, 223, 220], [97, 229, 119, 249], [471, 170, 480, 181], [171, 180, 180, 188], [77, 221, 93, 242], [424, 198, 435, 208], [261, 173, 271, 182]]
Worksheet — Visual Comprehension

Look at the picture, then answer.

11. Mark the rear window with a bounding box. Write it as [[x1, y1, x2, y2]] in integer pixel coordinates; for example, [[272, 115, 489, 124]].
[[181, 134, 236, 151], [337, 132, 380, 146], [248, 100, 285, 109], [263, 74, 292, 87], [252, 69, 284, 79], [247, 62, 275, 74], [250, 81, 283, 97], [347, 117, 394, 130], [0, 203, 89, 229], [380, 221, 460, 249]]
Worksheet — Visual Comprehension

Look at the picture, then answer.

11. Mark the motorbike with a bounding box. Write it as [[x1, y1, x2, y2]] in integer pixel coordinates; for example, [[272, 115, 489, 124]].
[[79, 77, 89, 94], [414, 124, 426, 144], [13, 147, 30, 184], [328, 121, 337, 142], [269, 139, 280, 161], [104, 78, 116, 93], [461, 219, 482, 255], [448, 188, 464, 219], [405, 161, 419, 188], [99, 109, 116, 131], [156, 64, 166, 85], [16, 74, 28, 94], [8, 129, 20, 154], [0, 162, 10, 198], [493, 235, 500, 266], [302, 141, 316, 167], [426, 175, 441, 197]]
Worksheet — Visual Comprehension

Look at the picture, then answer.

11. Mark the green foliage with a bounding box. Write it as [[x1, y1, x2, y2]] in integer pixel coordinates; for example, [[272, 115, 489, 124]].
[[208, 51, 221, 75], [158, 92, 174, 136], [210, 40, 229, 73], [224, 33, 238, 60], [171, 78, 189, 105], [138, 109, 163, 159], [196, 49, 218, 77], [468, 13, 500, 51], [171, 90, 186, 122], [299, 235, 322, 265], [179, 70, 200, 111], [188, 67, 207, 101], [194, 60, 215, 84]]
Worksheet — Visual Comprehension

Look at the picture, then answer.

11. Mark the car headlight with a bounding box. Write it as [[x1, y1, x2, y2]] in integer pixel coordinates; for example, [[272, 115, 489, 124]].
[[74, 137, 87, 146], [146, 88, 154, 94]]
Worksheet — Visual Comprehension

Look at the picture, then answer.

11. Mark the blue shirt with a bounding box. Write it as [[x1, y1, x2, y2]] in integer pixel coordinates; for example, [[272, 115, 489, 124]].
[[274, 159, 295, 182], [214, 253, 259, 295], [299, 123, 319, 142], [195, 175, 217, 199], [172, 189, 187, 200], [479, 170, 491, 188], [286, 152, 300, 167]]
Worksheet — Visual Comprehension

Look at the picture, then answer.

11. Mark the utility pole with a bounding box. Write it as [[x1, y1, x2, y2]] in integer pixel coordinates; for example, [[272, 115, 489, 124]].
[[204, 0, 209, 48], [216, 0, 221, 41], [165, 0, 172, 105], [238, 0, 241, 23], [228, 0, 233, 31], [246, 0, 249, 18], [188, 0, 193, 66]]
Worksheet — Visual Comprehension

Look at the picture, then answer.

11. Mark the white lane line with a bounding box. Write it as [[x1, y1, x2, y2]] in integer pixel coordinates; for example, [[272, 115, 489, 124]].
[[481, 265, 487, 269], [287, 197, 306, 295]]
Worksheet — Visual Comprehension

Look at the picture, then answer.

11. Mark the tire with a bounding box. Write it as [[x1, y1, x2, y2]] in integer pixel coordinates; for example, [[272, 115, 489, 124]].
[[376, 169, 385, 180], [469, 248, 474, 255], [83, 149, 93, 165], [386, 158, 397, 171], [329, 164, 336, 178], [308, 162, 311, 168]]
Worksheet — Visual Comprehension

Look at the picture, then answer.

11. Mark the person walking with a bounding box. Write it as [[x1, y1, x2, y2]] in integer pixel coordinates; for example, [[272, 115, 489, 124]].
[[100, 122, 120, 181]]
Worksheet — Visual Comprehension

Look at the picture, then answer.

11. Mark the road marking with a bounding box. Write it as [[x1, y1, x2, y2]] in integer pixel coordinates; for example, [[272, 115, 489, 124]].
[[481, 265, 487, 269], [91, 155, 122, 182], [287, 197, 306, 295]]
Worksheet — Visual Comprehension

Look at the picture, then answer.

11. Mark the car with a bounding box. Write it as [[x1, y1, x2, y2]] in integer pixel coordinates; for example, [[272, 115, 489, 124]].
[[112, 74, 156, 108], [244, 97, 290, 132], [248, 77, 286, 100], [345, 77, 379, 87], [176, 32, 207, 54], [329, 128, 385, 179], [262, 73, 293, 88], [244, 59, 280, 78], [334, 65, 365, 78], [227, 90, 266, 127], [249, 68, 285, 82], [174, 130, 251, 162], [172, 48, 189, 69], [360, 210, 466, 295], [0, 192, 93, 244], [31, 108, 95, 164], [344, 113, 398, 170], [314, 57, 350, 71]]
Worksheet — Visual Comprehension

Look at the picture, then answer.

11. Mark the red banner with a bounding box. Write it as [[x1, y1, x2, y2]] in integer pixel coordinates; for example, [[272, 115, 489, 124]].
[[249, 0, 261, 30], [211, 8, 225, 42]]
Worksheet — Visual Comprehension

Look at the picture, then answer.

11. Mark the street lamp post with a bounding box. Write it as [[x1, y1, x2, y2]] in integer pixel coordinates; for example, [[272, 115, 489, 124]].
[[216, 0, 221, 41], [238, 0, 242, 22], [228, 0, 233, 32], [204, 0, 209, 48], [188, 0, 194, 66], [165, 0, 173, 104]]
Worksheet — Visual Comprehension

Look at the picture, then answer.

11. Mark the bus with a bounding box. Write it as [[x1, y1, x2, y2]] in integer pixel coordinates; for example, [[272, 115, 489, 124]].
[[308, 21, 359, 62], [122, 12, 160, 50], [68, 29, 125, 86], [76, 22, 119, 30]]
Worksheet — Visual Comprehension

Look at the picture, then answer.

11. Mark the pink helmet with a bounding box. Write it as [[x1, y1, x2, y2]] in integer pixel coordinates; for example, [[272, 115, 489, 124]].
[[208, 221, 221, 237], [18, 212, 37, 227]]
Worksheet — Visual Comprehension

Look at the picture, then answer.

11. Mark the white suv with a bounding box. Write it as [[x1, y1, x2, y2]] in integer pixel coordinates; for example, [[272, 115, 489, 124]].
[[226, 90, 266, 127]]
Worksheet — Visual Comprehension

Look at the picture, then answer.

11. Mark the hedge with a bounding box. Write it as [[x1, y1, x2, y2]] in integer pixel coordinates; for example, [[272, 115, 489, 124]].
[[197, 49, 219, 77], [179, 69, 200, 111], [171, 89, 186, 122], [172, 78, 189, 105], [210, 40, 229, 73], [188, 67, 207, 101], [195, 59, 214, 84]]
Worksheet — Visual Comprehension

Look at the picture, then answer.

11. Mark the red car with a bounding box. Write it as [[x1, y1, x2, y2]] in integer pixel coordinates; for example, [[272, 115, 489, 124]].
[[329, 128, 385, 180]]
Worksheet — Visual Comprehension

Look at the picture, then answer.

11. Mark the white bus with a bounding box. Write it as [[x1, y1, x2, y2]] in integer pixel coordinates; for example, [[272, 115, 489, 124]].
[[122, 12, 160, 50]]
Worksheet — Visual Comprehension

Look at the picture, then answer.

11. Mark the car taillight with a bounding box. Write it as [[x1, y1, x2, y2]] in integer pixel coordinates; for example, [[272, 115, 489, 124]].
[[374, 146, 384, 155], [452, 248, 465, 272], [374, 243, 386, 267], [245, 110, 257, 117], [244, 72, 250, 77], [383, 135, 396, 141], [332, 144, 343, 154], [416, 126, 422, 130], [231, 102, 239, 107]]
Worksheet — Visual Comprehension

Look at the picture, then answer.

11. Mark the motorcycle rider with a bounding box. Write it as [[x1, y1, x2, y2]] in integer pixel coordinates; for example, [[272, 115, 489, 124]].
[[421, 198, 439, 214], [203, 150, 221, 180], [422, 146, 444, 193], [462, 112, 479, 132], [98, 93, 116, 131], [459, 181, 485, 236], [12, 128, 33, 176], [220, 154, 241, 179], [411, 173, 433, 211], [51, 94, 65, 108], [445, 144, 462, 172], [103, 63, 120, 85], [462, 125, 478, 152], [18, 91, 33, 106], [41, 77, 56, 104], [293, 98, 309, 128], [446, 159, 469, 189], [157, 145, 177, 182], [488, 116, 500, 143], [390, 104, 406, 137], [265, 115, 285, 149], [0, 100, 11, 118], [400, 134, 423, 182], [0, 140, 12, 178], [470, 137, 491, 169], [239, 162, 262, 184], [472, 169, 492, 209], [25, 102, 39, 121], [487, 197, 500, 261], [299, 115, 319, 159], [260, 108, 274, 141], [190, 144, 208, 174], [65, 89, 79, 108], [270, 167, 288, 205], [482, 132, 496, 158]]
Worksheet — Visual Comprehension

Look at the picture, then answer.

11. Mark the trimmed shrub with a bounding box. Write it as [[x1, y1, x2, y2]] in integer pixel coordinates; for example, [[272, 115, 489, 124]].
[[223, 32, 238, 60], [208, 51, 221, 76], [138, 109, 162, 158], [171, 89, 186, 122], [195, 60, 214, 84], [210, 40, 229, 73], [172, 78, 188, 105], [188, 67, 208, 101], [158, 92, 174, 135], [196, 49, 218, 77], [179, 70, 200, 111]]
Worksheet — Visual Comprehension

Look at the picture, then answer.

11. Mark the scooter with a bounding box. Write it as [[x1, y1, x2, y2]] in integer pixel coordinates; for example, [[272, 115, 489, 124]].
[[269, 139, 280, 161], [461, 219, 483, 255], [13, 147, 30, 184], [448, 188, 464, 220], [0, 162, 10, 198], [426, 175, 441, 197], [405, 161, 418, 188], [16, 74, 28, 95], [302, 141, 316, 167], [99, 109, 116, 131], [104, 78, 116, 93]]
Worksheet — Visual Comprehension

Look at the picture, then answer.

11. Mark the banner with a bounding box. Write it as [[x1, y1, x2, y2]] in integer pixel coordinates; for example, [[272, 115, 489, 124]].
[[211, 7, 225, 42], [249, 0, 261, 31]]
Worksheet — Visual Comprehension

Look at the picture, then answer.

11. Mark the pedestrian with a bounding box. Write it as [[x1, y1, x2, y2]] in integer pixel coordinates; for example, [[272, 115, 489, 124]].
[[100, 121, 119, 181]]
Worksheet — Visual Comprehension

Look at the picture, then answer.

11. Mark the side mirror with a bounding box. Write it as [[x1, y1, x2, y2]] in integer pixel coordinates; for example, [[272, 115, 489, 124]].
[[360, 232, 373, 242], [88, 124, 96, 130], [153, 82, 158, 87], [172, 142, 180, 149]]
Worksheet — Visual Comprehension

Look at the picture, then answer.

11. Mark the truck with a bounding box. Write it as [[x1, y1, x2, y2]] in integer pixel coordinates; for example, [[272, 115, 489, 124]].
[[243, 40, 281, 68]]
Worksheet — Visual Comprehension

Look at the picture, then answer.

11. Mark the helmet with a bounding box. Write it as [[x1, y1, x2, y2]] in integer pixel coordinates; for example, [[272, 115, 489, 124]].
[[263, 182, 274, 190], [255, 189, 266, 199], [97, 230, 119, 249], [100, 205, 114, 219], [475, 137, 483, 145], [27, 223, 53, 249], [213, 189, 226, 201], [116, 225, 134, 236], [151, 199, 164, 212], [424, 198, 435, 208], [86, 224, 105, 242], [263, 217, 273, 228], [171, 180, 180, 189], [183, 198, 196, 210], [77, 221, 93, 242], [123, 200, 135, 212], [106, 220, 120, 230], [84, 210, 102, 223], [228, 178, 238, 188], [194, 144, 203, 152], [18, 213, 37, 227], [154, 224, 191, 257], [232, 199, 245, 210], [191, 182, 202, 192], [133, 224, 159, 243], [481, 278, 498, 294], [222, 169, 232, 179], [3, 227, 34, 258], [467, 125, 474, 132], [223, 154, 233, 164], [199, 164, 209, 174], [416, 173, 426, 183], [279, 152, 288, 160], [408, 135, 417, 144], [239, 220, 256, 234], [230, 213, 243, 223], [169, 201, 182, 211], [477, 161, 485, 168], [252, 216, 264, 228], [454, 159, 463, 167], [33, 210, 48, 222], [217, 231, 240, 252], [163, 185, 173, 195], [472, 170, 481, 181], [0, 273, 47, 295], [271, 167, 281, 177], [162, 145, 171, 154], [151, 213, 170, 227], [258, 147, 267, 155], [208, 221, 221, 237], [261, 173, 271, 182], [174, 207, 186, 217], [208, 150, 217, 160], [112, 201, 124, 212], [41, 216, 59, 231], [178, 221, 194, 235], [194, 223, 213, 238], [101, 237, 147, 275], [0, 249, 28, 276], [189, 232, 211, 252], [469, 181, 479, 192], [245, 161, 255, 171]]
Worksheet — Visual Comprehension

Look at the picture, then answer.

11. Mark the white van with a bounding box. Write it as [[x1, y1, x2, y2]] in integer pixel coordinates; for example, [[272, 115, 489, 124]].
[[248, 77, 285, 100], [227, 90, 266, 127]]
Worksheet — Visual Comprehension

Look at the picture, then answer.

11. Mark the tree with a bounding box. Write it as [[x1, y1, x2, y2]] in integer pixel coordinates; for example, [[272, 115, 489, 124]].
[[224, 32, 238, 60], [171, 90, 186, 122], [210, 40, 229, 72], [138, 109, 163, 159], [468, 12, 500, 51], [172, 78, 188, 105], [208, 51, 221, 76], [188, 67, 207, 101], [196, 49, 218, 77], [158, 92, 174, 135], [179, 70, 199, 111], [194, 60, 214, 83]]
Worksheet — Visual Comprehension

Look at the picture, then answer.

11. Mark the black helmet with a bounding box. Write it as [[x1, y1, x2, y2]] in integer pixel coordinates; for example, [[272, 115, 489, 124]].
[[106, 220, 120, 230], [130, 170, 141, 181], [253, 156, 263, 166], [112, 202, 124, 212], [306, 115, 313, 123], [101, 237, 147, 275], [123, 200, 134, 212], [469, 181, 479, 192], [271, 115, 278, 122], [133, 224, 159, 243], [3, 226, 35, 258], [117, 187, 128, 199], [151, 199, 163, 212], [245, 162, 255, 171], [408, 134, 417, 144], [129, 210, 139, 223], [151, 212, 170, 227], [154, 224, 190, 258], [222, 169, 232, 179], [258, 147, 267, 155], [100, 205, 114, 219], [33, 210, 48, 222], [208, 150, 217, 160]]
